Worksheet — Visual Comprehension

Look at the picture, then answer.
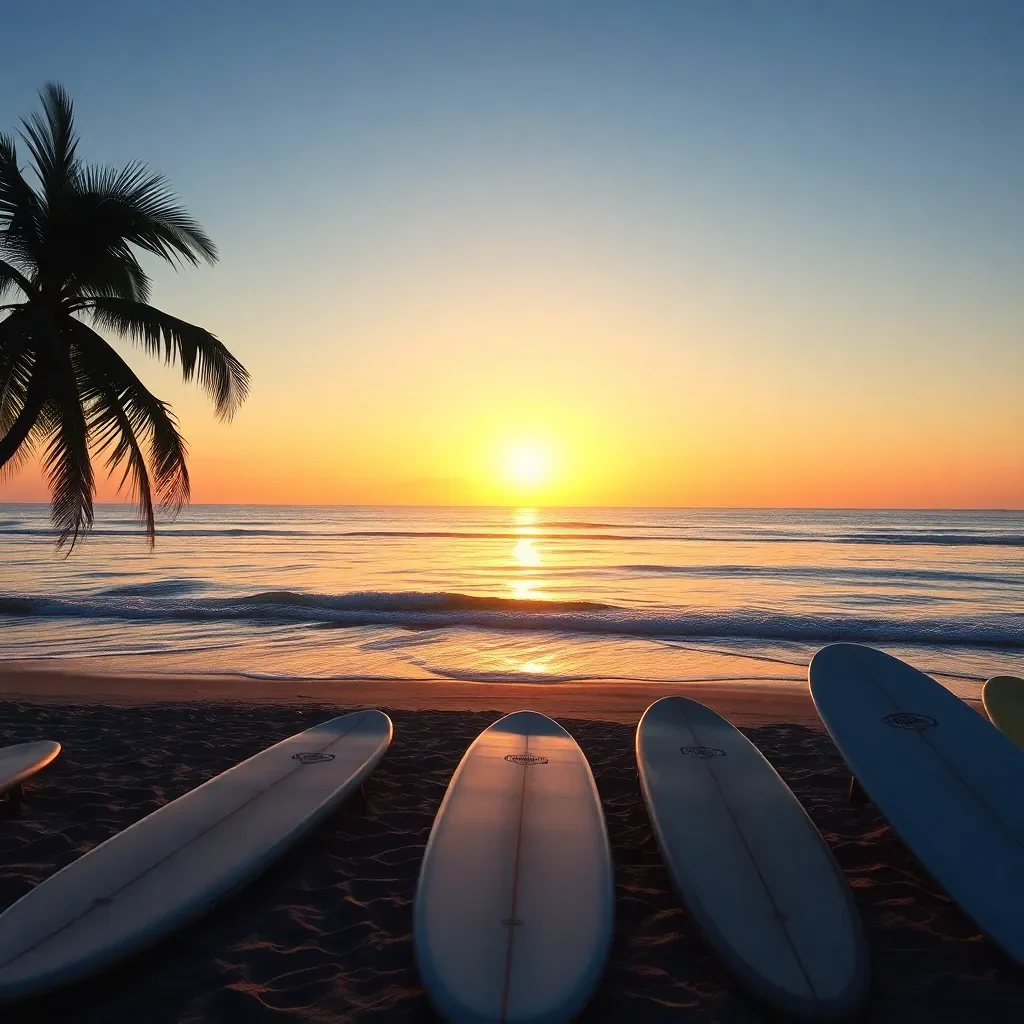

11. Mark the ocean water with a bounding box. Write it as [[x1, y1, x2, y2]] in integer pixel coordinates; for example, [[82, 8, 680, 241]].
[[1, 504, 1021, 697]]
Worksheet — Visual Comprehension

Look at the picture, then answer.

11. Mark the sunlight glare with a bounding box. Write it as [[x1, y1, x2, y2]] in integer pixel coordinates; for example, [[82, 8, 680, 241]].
[[514, 507, 538, 527], [518, 660, 549, 675], [511, 579, 538, 600], [513, 538, 541, 567], [503, 441, 552, 492]]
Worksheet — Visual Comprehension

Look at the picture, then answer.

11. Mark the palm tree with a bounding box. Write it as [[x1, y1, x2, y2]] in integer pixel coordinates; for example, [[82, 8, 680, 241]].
[[0, 83, 249, 549]]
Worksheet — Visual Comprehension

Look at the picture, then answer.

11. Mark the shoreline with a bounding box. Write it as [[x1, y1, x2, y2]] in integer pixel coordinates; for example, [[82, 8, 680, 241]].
[[0, 661, 826, 727], [0, 661, 987, 726]]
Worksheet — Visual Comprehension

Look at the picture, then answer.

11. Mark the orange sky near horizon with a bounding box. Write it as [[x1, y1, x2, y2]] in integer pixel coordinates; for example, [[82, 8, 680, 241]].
[[4, 316, 1022, 511], [5, 239, 1023, 511]]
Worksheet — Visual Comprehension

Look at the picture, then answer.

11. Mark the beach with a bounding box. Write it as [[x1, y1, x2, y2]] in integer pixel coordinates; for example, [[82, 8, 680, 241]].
[[1, 669, 1021, 1022], [0, 662, 824, 726]]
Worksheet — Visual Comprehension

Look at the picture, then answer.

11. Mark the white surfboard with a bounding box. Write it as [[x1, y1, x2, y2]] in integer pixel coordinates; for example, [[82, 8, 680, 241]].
[[636, 696, 868, 1020], [0, 741, 61, 798], [810, 643, 1024, 964], [0, 709, 392, 1002], [414, 711, 613, 1024]]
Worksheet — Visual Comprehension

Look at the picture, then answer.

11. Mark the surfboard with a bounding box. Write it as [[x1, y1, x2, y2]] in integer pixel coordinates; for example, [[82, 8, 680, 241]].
[[414, 710, 613, 1024], [0, 741, 61, 799], [982, 675, 1024, 751], [0, 709, 392, 1002], [810, 643, 1024, 964], [636, 696, 868, 1019]]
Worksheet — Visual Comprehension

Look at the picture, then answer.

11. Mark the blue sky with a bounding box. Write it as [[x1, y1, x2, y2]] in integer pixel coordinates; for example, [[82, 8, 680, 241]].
[[2, 1, 1023, 506]]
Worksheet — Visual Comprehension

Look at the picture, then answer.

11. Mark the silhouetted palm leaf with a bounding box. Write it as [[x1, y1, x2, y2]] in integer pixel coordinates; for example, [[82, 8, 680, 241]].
[[0, 135, 43, 273], [0, 257, 33, 299], [40, 343, 94, 549], [0, 310, 46, 473], [79, 161, 217, 266], [0, 83, 247, 548], [19, 82, 79, 200], [69, 319, 190, 541], [0, 314, 38, 478], [86, 299, 248, 419]]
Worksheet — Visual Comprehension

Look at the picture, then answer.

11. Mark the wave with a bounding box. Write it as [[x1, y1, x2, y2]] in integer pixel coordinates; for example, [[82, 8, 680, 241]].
[[831, 532, 1024, 547], [609, 564, 1024, 587], [1, 589, 1021, 650], [100, 579, 212, 598], [535, 520, 685, 530], [233, 591, 607, 613], [3, 523, 1023, 546]]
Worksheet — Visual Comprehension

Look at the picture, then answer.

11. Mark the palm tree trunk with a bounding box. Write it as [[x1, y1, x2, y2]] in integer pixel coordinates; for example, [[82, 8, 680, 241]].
[[0, 371, 46, 470]]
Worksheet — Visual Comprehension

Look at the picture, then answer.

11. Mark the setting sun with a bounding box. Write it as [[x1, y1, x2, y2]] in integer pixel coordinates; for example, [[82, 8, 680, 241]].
[[502, 441, 553, 492]]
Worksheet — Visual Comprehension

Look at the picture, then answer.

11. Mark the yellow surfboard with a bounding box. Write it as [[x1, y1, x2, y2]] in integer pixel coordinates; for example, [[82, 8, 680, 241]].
[[983, 676, 1024, 751]]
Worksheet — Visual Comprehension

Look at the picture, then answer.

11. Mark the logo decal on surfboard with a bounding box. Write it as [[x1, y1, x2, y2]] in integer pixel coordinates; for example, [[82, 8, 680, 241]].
[[292, 752, 336, 763], [883, 713, 938, 730], [680, 746, 726, 758], [505, 754, 549, 765]]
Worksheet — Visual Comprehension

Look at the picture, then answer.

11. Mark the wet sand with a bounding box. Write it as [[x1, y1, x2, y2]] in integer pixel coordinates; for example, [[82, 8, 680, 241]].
[[0, 685, 1020, 1022], [0, 662, 824, 727]]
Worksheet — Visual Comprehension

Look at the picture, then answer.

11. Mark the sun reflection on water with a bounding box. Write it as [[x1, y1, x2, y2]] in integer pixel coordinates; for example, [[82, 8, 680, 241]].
[[511, 579, 537, 601], [517, 660, 549, 675], [513, 537, 541, 566], [509, 509, 544, 601], [514, 507, 538, 528]]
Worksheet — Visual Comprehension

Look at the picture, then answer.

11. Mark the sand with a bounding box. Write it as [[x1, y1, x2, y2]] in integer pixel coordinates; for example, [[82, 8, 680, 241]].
[[0, 671, 1020, 1022], [0, 662, 826, 727]]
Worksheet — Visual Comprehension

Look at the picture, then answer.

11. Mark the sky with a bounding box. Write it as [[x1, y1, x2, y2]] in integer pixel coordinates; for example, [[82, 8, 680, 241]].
[[1, 0, 1022, 508]]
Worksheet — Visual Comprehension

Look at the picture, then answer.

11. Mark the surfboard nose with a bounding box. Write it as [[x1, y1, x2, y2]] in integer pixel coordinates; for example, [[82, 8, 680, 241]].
[[488, 711, 571, 738]]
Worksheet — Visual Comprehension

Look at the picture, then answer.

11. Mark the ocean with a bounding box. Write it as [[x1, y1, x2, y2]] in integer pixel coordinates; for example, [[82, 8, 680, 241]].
[[1, 504, 1021, 697]]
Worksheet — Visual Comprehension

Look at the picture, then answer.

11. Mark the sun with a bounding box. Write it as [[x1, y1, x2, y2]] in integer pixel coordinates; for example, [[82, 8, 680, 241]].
[[503, 441, 552, 492]]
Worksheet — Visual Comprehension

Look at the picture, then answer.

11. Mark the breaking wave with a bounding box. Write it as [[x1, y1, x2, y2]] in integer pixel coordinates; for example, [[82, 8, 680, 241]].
[[1, 589, 1020, 650]]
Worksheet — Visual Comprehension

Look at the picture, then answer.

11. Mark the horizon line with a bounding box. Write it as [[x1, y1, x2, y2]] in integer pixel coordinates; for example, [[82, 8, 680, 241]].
[[1, 501, 1021, 514]]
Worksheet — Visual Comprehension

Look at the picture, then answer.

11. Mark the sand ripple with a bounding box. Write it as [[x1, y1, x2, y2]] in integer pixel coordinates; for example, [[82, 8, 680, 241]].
[[1, 702, 1022, 1021]]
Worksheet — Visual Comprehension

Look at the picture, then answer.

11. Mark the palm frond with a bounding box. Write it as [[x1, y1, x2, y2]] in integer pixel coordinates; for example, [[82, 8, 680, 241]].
[[39, 342, 93, 550], [19, 82, 80, 200], [0, 313, 41, 480], [0, 310, 32, 428], [0, 308, 49, 476], [69, 319, 190, 541], [0, 134, 43, 270], [44, 162, 214, 299], [0, 259, 33, 300], [76, 352, 154, 541], [78, 161, 217, 267], [86, 297, 249, 418], [65, 244, 150, 304]]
